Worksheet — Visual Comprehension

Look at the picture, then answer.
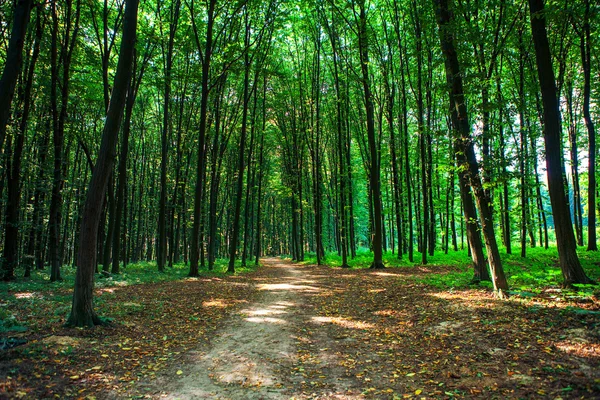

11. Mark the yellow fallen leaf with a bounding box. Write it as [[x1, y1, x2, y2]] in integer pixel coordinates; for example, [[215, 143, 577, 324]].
[[176, 370, 183, 375], [406, 372, 415, 377], [101, 354, 109, 358], [91, 366, 101, 370], [415, 389, 423, 395], [70, 375, 79, 380]]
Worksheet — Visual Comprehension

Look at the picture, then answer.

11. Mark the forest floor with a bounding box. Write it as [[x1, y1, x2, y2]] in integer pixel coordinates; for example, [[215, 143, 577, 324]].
[[1, 257, 599, 399]]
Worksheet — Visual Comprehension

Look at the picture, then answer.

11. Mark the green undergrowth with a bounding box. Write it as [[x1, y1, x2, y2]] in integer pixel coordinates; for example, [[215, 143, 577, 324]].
[[0, 259, 259, 331], [2, 258, 258, 293], [300, 245, 600, 297]]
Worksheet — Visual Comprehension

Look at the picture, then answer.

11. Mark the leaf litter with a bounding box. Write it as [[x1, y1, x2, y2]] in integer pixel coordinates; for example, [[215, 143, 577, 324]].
[[0, 258, 599, 399]]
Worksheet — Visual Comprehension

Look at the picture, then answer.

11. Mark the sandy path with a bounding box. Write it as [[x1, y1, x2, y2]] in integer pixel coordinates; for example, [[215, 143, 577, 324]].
[[153, 258, 325, 399]]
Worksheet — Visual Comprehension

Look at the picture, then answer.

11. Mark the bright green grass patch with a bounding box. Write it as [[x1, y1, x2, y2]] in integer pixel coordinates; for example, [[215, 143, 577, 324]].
[[300, 245, 600, 295]]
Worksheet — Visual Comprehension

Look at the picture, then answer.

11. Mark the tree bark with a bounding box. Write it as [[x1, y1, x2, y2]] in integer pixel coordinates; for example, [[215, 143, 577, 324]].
[[435, 0, 507, 296], [66, 0, 138, 327], [0, 0, 34, 152], [2, 5, 42, 280], [189, 0, 215, 277], [580, 0, 597, 251], [528, 0, 593, 285]]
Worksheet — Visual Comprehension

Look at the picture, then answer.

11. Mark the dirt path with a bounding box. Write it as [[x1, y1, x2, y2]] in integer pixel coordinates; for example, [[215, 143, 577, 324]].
[[149, 258, 344, 399], [136, 258, 599, 400]]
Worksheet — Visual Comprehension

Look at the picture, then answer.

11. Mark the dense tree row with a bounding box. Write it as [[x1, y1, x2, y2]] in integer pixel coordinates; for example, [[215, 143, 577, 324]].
[[0, 0, 597, 324]]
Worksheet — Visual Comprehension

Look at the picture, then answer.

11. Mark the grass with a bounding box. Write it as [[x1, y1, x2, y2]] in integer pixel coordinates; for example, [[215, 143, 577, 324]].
[[299, 245, 600, 297]]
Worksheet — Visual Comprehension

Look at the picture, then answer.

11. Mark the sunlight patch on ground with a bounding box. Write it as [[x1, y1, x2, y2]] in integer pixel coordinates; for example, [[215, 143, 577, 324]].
[[257, 283, 320, 292], [371, 271, 400, 277], [242, 308, 287, 316], [311, 316, 374, 330], [203, 299, 228, 308], [372, 309, 408, 318], [14, 292, 36, 299], [97, 288, 116, 294], [244, 316, 288, 325], [554, 340, 600, 359], [430, 291, 495, 308], [203, 299, 248, 308]]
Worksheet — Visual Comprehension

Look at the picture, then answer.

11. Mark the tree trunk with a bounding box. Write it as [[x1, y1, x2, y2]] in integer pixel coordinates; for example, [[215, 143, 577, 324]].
[[2, 6, 42, 280], [0, 0, 34, 152], [67, 0, 138, 327], [580, 0, 597, 251], [355, 0, 384, 269], [189, 0, 215, 277], [112, 51, 144, 274], [49, 0, 81, 282], [528, 0, 593, 286], [157, 0, 181, 272], [435, 0, 507, 296], [228, 13, 252, 274]]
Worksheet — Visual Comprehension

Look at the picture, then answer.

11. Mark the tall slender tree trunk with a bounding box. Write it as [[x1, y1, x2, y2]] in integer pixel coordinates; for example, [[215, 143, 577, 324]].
[[228, 14, 252, 274], [158, 0, 181, 272], [580, 0, 597, 251], [2, 5, 42, 280], [355, 0, 384, 269], [412, 0, 428, 264], [112, 52, 145, 274], [49, 0, 81, 282], [435, 0, 507, 295], [189, 0, 215, 277]]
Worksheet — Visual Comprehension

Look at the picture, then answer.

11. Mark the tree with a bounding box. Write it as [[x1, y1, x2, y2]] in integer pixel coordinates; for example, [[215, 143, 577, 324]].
[[434, 0, 508, 297], [66, 0, 139, 327], [527, 0, 594, 286], [157, 0, 182, 272], [48, 0, 81, 282], [2, 3, 42, 280], [188, 0, 216, 277], [0, 0, 34, 154], [355, 0, 384, 269], [573, 0, 597, 252]]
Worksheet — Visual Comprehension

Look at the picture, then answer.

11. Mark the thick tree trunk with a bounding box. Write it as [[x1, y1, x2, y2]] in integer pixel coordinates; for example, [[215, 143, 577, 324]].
[[528, 0, 593, 285], [66, 0, 138, 327]]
